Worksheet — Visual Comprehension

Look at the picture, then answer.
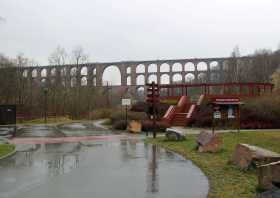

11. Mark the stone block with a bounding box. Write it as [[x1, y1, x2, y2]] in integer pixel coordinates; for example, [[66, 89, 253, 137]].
[[196, 131, 223, 153]]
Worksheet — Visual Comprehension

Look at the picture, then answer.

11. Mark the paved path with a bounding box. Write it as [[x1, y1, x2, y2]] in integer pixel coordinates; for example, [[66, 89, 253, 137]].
[[92, 119, 110, 130], [0, 132, 209, 198]]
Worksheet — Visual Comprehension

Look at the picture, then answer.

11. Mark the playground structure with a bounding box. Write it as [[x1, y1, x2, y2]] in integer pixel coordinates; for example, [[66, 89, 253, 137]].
[[159, 82, 274, 126]]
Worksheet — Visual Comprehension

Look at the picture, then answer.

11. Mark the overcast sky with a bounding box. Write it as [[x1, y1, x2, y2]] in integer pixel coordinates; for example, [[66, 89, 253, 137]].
[[0, 0, 280, 65]]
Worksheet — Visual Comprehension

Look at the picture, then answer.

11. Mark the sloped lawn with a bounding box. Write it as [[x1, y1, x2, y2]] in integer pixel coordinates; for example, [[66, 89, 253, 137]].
[[146, 131, 280, 198]]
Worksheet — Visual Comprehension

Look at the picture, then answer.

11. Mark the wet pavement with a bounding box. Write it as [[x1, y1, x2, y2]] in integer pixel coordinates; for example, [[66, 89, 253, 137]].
[[0, 123, 209, 198]]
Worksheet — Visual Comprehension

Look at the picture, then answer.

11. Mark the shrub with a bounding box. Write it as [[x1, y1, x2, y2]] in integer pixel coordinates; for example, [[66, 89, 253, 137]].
[[191, 95, 280, 129], [190, 99, 212, 127], [89, 108, 117, 120], [113, 120, 127, 130], [240, 95, 280, 129], [130, 101, 147, 112], [161, 99, 178, 105]]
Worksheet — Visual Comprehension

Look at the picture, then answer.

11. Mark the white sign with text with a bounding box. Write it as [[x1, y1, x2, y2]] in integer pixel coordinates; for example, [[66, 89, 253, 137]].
[[122, 98, 131, 106]]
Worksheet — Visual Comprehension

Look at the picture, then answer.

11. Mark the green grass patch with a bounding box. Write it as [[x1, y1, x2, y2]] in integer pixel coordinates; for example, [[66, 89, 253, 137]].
[[160, 99, 178, 105], [146, 131, 280, 198], [18, 116, 73, 124], [0, 144, 15, 158]]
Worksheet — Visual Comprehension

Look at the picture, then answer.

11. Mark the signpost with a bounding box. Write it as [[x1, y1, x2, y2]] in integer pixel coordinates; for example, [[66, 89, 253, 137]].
[[146, 82, 160, 138], [122, 98, 131, 124], [211, 97, 243, 134]]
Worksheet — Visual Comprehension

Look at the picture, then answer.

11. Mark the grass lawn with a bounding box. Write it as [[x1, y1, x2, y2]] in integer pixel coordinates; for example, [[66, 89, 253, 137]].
[[0, 144, 15, 158], [146, 131, 280, 198]]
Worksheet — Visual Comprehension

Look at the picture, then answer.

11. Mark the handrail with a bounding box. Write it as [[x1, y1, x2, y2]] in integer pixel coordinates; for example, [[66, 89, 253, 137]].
[[186, 104, 196, 119], [258, 160, 280, 167], [197, 94, 205, 106]]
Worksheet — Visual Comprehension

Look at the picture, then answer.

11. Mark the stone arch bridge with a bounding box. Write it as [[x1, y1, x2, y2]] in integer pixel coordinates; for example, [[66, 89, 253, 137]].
[[19, 57, 248, 97]]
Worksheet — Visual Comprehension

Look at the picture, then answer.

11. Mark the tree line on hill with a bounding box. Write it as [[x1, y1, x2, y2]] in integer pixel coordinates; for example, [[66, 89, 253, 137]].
[[0, 46, 280, 119]]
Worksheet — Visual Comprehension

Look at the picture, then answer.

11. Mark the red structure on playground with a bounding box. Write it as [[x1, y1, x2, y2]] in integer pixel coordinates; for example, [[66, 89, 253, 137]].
[[156, 82, 274, 127]]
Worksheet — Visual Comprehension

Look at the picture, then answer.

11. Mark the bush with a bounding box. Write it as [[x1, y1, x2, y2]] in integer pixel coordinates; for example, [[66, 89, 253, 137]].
[[161, 99, 178, 105], [89, 108, 117, 120], [130, 101, 171, 117], [190, 98, 212, 127], [240, 95, 280, 129], [191, 95, 280, 129], [141, 120, 169, 132], [113, 120, 127, 130], [130, 101, 147, 112]]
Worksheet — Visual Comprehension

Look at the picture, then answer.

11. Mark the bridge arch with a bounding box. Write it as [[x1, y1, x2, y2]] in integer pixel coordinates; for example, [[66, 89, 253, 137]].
[[50, 68, 56, 76], [136, 75, 145, 85], [160, 74, 170, 84], [185, 73, 195, 83], [22, 69, 28, 78], [32, 69, 38, 78], [148, 64, 157, 73], [160, 63, 170, 72], [210, 61, 219, 70], [126, 67, 131, 74], [136, 64, 145, 73], [127, 76, 131, 85], [41, 69, 47, 78], [172, 73, 183, 84], [81, 76, 87, 86], [148, 74, 157, 83], [102, 65, 121, 86], [197, 62, 207, 71], [172, 63, 183, 72], [198, 73, 207, 83], [81, 66, 88, 76], [185, 62, 195, 71], [70, 67, 77, 76], [61, 67, 67, 76], [137, 86, 145, 97]]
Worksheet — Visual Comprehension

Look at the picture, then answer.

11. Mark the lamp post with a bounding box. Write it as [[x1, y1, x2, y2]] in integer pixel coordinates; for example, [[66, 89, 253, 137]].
[[43, 87, 48, 124]]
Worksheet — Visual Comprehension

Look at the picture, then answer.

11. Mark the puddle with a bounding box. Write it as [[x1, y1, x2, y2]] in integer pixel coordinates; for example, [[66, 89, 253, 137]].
[[0, 139, 208, 198], [16, 125, 64, 138], [2, 123, 209, 197]]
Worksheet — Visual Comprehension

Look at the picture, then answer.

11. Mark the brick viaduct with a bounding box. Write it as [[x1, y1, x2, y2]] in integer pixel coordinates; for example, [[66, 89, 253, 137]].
[[19, 57, 248, 97]]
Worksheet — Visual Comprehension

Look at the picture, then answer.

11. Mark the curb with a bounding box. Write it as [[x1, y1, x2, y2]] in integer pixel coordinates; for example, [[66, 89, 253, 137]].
[[0, 147, 16, 160]]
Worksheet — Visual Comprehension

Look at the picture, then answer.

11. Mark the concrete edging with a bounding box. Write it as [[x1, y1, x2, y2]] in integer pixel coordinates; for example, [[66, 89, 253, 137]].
[[0, 146, 17, 160]]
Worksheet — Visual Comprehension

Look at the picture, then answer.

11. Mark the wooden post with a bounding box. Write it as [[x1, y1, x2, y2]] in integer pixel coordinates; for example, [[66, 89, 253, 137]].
[[237, 105, 240, 133], [152, 82, 157, 139], [212, 107, 215, 135]]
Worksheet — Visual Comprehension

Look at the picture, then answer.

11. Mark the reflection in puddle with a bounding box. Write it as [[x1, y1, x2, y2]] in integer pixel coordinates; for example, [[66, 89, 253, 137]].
[[0, 139, 209, 198], [16, 125, 64, 137], [147, 144, 159, 193]]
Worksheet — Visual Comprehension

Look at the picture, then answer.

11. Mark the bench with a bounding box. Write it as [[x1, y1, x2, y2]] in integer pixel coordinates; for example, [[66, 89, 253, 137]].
[[231, 143, 280, 190]]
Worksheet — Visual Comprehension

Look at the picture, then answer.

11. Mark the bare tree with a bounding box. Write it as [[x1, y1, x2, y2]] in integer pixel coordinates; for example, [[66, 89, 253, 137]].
[[271, 66, 280, 92], [225, 46, 241, 82], [48, 46, 68, 65], [71, 46, 89, 65]]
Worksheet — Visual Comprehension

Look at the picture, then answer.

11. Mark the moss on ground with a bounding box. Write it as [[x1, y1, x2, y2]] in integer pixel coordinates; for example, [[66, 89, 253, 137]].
[[146, 131, 280, 198], [0, 144, 15, 158]]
